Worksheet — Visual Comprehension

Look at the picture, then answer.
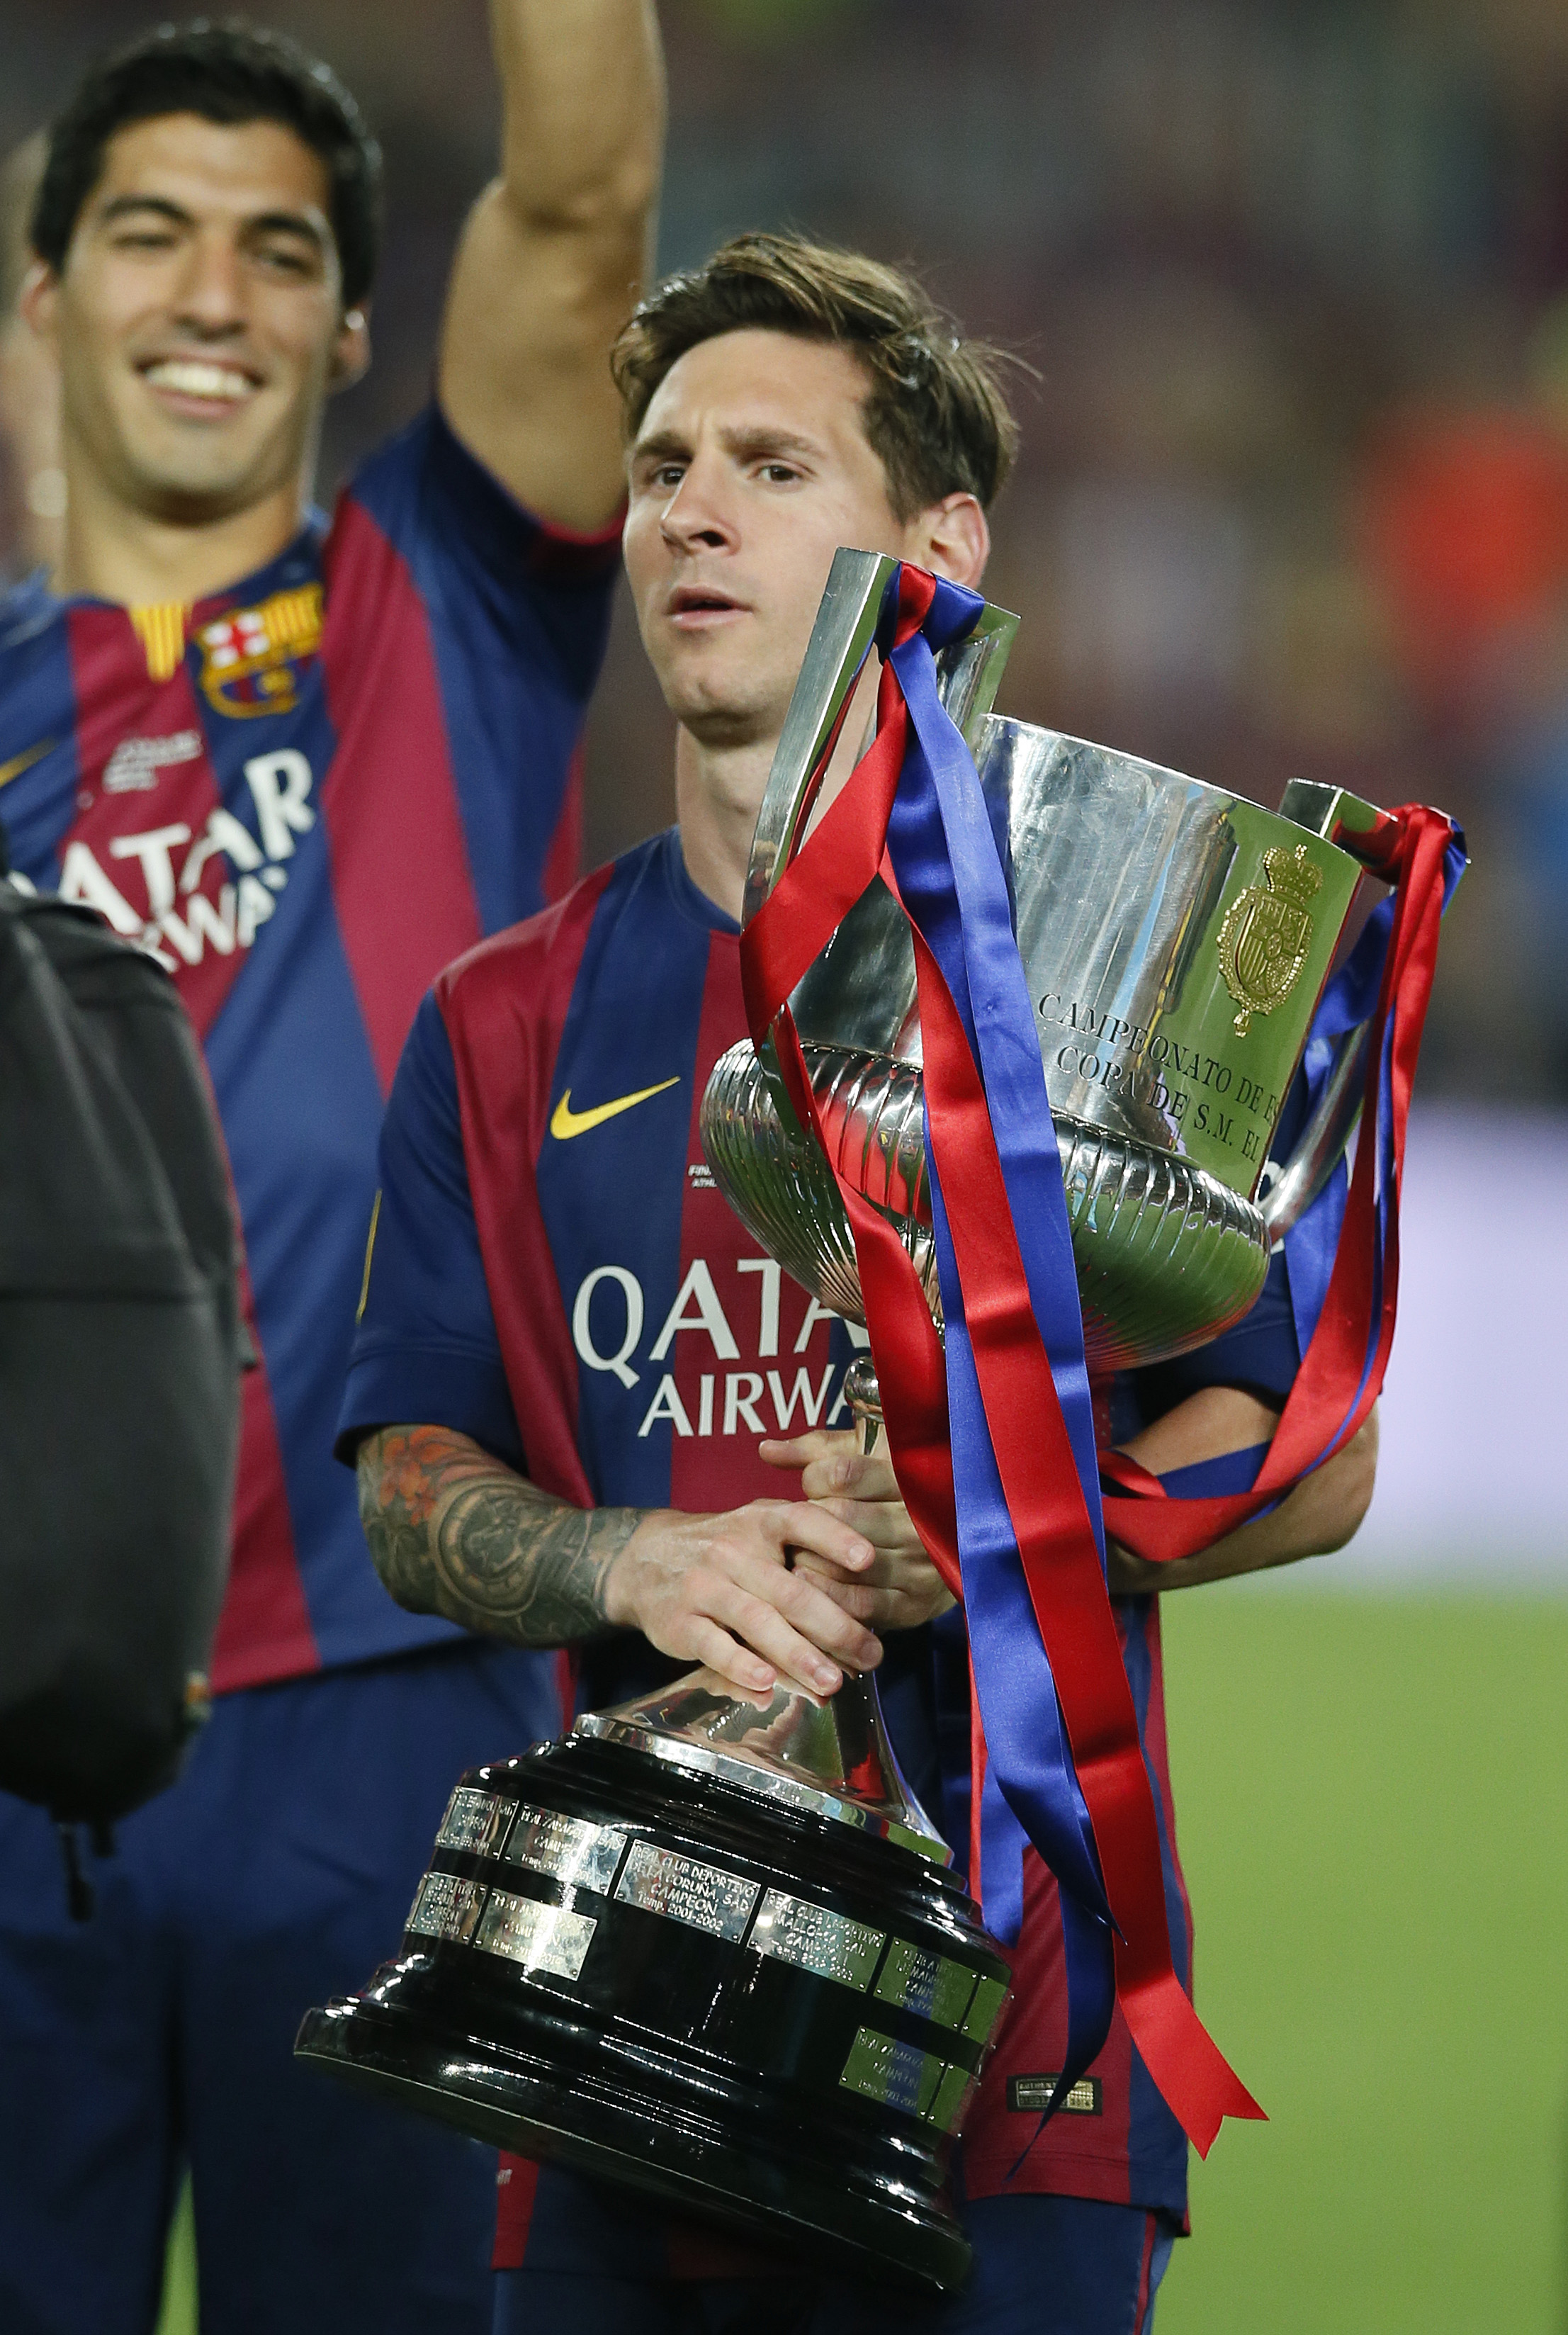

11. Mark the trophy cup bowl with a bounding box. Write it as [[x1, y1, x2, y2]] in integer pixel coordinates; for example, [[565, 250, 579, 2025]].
[[298, 551, 1388, 2294], [699, 550, 1389, 1378]]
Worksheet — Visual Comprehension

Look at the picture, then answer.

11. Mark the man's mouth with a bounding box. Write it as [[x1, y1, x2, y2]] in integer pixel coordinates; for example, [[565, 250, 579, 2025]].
[[667, 585, 747, 629], [140, 358, 260, 410]]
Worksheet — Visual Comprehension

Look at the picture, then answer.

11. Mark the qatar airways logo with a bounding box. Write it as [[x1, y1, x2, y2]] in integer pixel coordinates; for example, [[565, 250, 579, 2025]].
[[57, 749, 315, 974], [571, 1256, 869, 1440]]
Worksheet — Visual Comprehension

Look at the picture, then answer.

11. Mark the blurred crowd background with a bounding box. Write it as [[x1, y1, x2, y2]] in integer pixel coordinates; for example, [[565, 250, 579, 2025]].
[[9, 0, 1568, 1101]]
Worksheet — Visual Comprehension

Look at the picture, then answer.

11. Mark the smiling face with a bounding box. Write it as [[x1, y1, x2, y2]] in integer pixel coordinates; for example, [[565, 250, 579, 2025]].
[[623, 329, 940, 750], [27, 111, 366, 527]]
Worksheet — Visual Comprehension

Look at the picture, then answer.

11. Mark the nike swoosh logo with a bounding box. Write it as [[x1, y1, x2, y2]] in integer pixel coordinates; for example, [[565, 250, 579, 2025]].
[[550, 1076, 681, 1140], [0, 739, 53, 789]]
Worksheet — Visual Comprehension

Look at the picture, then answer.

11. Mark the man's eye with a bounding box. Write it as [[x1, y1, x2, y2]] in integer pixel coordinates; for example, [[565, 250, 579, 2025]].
[[113, 230, 176, 251], [760, 463, 801, 484], [256, 247, 314, 277]]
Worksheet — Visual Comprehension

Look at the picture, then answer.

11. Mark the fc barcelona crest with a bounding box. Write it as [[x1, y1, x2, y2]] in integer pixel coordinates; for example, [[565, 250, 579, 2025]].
[[196, 583, 323, 718], [1217, 842, 1323, 1037]]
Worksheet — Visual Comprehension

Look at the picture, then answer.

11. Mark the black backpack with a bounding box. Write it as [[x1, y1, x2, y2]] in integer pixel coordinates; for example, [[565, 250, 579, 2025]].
[[0, 854, 241, 1886]]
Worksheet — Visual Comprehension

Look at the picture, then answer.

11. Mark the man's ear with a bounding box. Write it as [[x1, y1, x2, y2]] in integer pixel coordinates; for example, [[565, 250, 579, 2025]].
[[18, 261, 59, 351], [908, 491, 989, 591], [327, 303, 371, 393]]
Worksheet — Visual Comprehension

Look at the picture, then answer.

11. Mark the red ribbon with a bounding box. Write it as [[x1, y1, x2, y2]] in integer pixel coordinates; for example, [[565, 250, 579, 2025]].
[[743, 582, 964, 1607]]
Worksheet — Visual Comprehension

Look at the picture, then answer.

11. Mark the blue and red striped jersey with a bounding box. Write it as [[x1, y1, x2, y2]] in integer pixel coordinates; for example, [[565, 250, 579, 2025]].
[[341, 828, 864, 1563], [342, 825, 1302, 2224], [0, 403, 619, 1692]]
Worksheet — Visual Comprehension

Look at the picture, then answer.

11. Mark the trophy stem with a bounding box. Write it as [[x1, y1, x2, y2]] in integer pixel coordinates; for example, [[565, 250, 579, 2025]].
[[844, 1351, 883, 1457], [563, 1344, 943, 1849], [841, 1348, 901, 1782], [807, 1348, 937, 1847]]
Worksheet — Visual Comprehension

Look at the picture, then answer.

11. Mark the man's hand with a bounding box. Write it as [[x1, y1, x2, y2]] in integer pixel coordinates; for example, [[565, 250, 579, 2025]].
[[760, 1427, 957, 1633], [604, 1499, 883, 1699], [356, 1424, 880, 1699], [439, 0, 665, 529]]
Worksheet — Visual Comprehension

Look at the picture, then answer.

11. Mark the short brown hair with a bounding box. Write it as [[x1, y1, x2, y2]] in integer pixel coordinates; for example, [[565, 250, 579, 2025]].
[[33, 22, 381, 310], [611, 232, 1021, 521]]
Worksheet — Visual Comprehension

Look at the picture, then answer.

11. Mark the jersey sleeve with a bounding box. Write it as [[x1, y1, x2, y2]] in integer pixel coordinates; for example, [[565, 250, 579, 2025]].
[[336, 989, 525, 1471], [344, 403, 621, 697], [1133, 1240, 1302, 1417]]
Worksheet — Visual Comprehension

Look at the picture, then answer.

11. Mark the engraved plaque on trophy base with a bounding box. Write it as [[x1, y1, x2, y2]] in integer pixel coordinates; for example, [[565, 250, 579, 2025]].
[[295, 1717, 1010, 2293]]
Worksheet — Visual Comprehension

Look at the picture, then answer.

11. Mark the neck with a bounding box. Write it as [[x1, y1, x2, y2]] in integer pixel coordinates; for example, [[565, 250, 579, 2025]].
[[673, 724, 778, 923], [56, 446, 308, 607], [674, 663, 881, 925]]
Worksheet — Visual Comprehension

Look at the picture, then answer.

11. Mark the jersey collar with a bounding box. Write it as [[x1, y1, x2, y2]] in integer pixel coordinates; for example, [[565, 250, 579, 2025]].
[[660, 827, 741, 938], [18, 507, 329, 624]]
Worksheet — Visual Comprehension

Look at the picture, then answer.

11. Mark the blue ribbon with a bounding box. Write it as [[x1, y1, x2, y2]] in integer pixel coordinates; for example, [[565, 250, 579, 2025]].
[[876, 574, 1121, 2102], [926, 1154, 1118, 2090]]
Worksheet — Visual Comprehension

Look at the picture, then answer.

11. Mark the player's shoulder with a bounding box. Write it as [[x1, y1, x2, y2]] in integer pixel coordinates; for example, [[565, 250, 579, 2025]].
[[334, 405, 441, 532], [432, 853, 628, 1033]]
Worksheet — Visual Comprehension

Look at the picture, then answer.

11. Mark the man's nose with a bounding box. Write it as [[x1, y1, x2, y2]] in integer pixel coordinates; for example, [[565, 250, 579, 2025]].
[[659, 458, 735, 553], [170, 230, 248, 337]]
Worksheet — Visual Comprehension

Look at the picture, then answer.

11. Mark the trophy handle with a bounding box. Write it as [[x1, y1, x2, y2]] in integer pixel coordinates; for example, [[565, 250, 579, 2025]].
[[1259, 1022, 1368, 1242], [740, 547, 1020, 930], [1260, 780, 1406, 1242]]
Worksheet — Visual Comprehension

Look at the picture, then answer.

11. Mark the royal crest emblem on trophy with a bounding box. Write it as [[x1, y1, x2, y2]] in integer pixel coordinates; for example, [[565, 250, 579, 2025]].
[[1217, 841, 1325, 1037]]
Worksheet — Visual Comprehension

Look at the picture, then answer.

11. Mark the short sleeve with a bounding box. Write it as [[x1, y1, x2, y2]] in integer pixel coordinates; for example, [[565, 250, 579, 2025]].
[[345, 403, 621, 699], [1114, 1241, 1302, 1445], [337, 406, 624, 933], [335, 990, 524, 1470]]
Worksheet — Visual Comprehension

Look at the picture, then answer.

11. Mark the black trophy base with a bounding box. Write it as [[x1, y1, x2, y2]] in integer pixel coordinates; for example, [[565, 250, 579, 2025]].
[[296, 1731, 1010, 2294], [297, 1979, 960, 2288]]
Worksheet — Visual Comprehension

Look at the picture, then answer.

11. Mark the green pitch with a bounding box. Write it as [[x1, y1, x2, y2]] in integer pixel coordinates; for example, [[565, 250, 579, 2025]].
[[153, 1590, 1568, 2334], [156, 2187, 196, 2335], [1157, 1587, 1568, 2335]]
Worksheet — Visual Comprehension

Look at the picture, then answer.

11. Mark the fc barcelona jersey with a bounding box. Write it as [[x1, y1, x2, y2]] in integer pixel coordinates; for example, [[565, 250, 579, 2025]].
[[339, 827, 1302, 2221], [0, 405, 619, 1691]]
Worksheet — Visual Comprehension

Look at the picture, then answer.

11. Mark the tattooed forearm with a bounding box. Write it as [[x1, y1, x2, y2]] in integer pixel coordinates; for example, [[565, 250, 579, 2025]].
[[432, 1478, 637, 1638], [356, 1424, 639, 1645]]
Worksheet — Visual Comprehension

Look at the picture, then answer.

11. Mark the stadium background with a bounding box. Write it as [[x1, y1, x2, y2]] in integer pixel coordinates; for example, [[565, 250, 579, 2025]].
[[3, 2, 1564, 2328]]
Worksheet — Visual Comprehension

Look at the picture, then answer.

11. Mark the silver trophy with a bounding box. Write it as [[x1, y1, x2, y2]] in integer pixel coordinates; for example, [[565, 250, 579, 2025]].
[[298, 552, 1394, 2292]]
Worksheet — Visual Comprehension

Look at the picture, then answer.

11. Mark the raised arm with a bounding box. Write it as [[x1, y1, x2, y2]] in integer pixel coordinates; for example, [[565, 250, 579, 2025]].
[[438, 0, 665, 531], [357, 1423, 883, 1697], [1103, 1385, 1379, 1595]]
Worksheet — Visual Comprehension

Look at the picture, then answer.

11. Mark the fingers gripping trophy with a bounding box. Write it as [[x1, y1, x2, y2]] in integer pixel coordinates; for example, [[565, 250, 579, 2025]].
[[298, 551, 1462, 2292]]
